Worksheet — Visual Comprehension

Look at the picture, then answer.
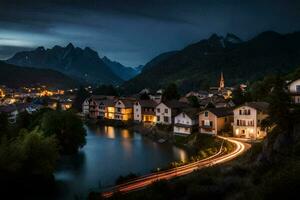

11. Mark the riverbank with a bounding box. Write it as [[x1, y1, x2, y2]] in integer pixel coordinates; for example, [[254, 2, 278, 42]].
[[85, 119, 234, 162]]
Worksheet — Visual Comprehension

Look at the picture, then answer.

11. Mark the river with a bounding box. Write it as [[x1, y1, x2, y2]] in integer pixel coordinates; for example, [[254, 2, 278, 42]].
[[54, 125, 188, 199]]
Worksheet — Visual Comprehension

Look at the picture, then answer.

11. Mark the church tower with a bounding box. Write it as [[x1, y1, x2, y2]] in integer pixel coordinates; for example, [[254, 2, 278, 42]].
[[219, 72, 225, 90]]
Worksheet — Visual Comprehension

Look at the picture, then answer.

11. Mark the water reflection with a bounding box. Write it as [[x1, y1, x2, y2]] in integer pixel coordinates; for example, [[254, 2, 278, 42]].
[[54, 125, 188, 200], [106, 126, 115, 139]]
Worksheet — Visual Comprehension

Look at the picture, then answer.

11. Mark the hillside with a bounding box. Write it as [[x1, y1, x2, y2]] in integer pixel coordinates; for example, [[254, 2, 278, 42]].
[[102, 56, 139, 80], [122, 31, 300, 93], [0, 61, 78, 88], [6, 44, 124, 85]]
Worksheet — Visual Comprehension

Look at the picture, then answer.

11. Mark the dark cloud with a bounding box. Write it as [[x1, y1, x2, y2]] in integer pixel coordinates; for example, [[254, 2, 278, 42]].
[[0, 0, 300, 66]]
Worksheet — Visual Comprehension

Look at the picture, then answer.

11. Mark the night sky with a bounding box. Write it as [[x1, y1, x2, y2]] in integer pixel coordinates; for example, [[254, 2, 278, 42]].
[[0, 0, 300, 66]]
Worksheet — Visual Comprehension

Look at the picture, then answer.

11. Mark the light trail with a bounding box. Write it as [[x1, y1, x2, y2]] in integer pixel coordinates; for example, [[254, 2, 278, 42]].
[[101, 137, 249, 198]]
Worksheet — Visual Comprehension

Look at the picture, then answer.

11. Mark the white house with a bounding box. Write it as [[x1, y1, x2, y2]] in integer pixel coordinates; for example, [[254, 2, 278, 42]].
[[114, 99, 134, 121], [82, 97, 91, 116], [232, 102, 269, 139], [155, 101, 186, 125], [173, 109, 199, 135], [133, 100, 157, 123], [287, 79, 300, 104]]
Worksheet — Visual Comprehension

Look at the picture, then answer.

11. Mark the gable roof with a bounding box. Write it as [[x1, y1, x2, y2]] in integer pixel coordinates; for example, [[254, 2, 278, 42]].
[[201, 107, 233, 117], [161, 100, 188, 109], [98, 99, 116, 107], [136, 100, 157, 107], [117, 99, 134, 107], [180, 108, 200, 119], [237, 102, 269, 112]]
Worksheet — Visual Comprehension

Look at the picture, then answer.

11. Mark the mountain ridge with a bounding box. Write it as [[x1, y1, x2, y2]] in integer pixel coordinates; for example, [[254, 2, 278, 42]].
[[6, 43, 133, 85], [122, 31, 300, 93], [0, 60, 78, 88]]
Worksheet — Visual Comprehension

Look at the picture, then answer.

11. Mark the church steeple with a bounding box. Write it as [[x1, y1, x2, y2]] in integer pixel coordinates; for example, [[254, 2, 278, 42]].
[[219, 72, 225, 90]]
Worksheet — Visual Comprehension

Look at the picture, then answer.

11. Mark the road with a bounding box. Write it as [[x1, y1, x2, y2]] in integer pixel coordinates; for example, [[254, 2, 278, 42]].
[[101, 137, 250, 198]]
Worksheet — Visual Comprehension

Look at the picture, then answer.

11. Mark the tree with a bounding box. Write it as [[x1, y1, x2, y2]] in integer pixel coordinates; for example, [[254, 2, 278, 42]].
[[72, 86, 90, 112], [232, 87, 252, 106], [187, 96, 200, 108], [16, 111, 32, 130], [19, 129, 59, 177], [140, 92, 150, 100], [163, 83, 180, 100], [93, 85, 118, 96], [0, 113, 8, 136], [41, 110, 86, 154], [262, 76, 291, 133]]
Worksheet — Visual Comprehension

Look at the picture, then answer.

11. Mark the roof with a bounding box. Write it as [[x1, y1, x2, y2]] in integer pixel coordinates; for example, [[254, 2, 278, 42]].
[[136, 100, 157, 108], [98, 99, 116, 107], [0, 103, 30, 113], [180, 108, 200, 119], [0, 105, 17, 113], [118, 99, 134, 107], [201, 107, 233, 117], [161, 100, 188, 109], [241, 102, 269, 112]]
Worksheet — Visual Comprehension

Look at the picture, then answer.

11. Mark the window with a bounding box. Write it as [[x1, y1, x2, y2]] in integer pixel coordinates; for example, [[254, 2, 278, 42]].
[[204, 111, 208, 117], [164, 116, 169, 122], [157, 108, 160, 113], [296, 85, 300, 93], [157, 116, 160, 121], [239, 110, 242, 115], [209, 121, 213, 127], [225, 117, 227, 122], [165, 109, 168, 113], [201, 120, 204, 126], [237, 120, 239, 126]]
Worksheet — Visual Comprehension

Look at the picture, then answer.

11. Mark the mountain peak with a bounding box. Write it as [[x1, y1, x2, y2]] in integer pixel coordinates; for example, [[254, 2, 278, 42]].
[[225, 33, 242, 44], [36, 46, 45, 52], [66, 43, 74, 49], [208, 33, 222, 41]]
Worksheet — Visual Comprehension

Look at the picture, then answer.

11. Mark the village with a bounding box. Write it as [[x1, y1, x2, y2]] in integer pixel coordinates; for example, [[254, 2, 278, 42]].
[[82, 73, 300, 140], [0, 85, 76, 123], [1, 73, 300, 140]]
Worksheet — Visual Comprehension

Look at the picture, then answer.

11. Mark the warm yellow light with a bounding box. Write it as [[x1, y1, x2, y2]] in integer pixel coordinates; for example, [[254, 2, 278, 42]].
[[249, 128, 254, 133], [235, 129, 239, 135]]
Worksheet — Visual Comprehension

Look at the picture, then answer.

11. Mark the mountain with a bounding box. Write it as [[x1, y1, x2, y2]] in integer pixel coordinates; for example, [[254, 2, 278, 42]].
[[142, 51, 178, 72], [135, 65, 144, 73], [0, 61, 78, 88], [122, 31, 300, 93], [102, 56, 138, 80], [6, 43, 123, 85]]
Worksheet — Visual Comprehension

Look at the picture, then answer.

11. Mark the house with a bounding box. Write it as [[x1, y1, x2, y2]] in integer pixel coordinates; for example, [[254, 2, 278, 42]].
[[82, 95, 116, 119], [287, 79, 300, 104], [155, 100, 187, 125], [82, 97, 91, 116], [174, 109, 199, 135], [133, 100, 157, 123], [199, 107, 233, 135], [185, 90, 209, 100], [232, 102, 269, 139], [0, 103, 30, 123], [98, 99, 115, 119], [114, 99, 134, 121], [149, 89, 163, 103]]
